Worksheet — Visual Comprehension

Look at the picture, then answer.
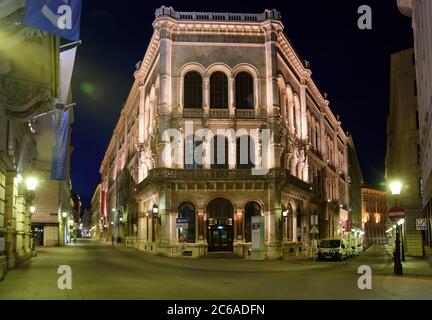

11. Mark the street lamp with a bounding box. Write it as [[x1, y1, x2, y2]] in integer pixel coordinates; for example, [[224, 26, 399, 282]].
[[389, 181, 402, 196], [29, 206, 36, 214], [152, 204, 161, 225], [389, 180, 403, 275], [62, 212, 68, 244], [25, 177, 38, 191]]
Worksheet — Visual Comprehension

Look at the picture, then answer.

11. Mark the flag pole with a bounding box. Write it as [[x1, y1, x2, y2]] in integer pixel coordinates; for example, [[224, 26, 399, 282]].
[[60, 40, 82, 51], [32, 103, 77, 120]]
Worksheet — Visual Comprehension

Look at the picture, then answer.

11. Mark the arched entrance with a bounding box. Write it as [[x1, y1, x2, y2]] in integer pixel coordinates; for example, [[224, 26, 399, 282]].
[[207, 197, 234, 252]]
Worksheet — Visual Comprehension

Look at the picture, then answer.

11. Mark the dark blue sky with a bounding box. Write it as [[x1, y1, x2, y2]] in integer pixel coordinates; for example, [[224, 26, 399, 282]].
[[70, 0, 413, 208]]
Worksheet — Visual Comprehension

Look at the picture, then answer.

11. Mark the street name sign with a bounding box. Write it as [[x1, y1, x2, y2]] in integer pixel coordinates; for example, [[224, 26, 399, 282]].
[[388, 206, 406, 221], [176, 218, 188, 229]]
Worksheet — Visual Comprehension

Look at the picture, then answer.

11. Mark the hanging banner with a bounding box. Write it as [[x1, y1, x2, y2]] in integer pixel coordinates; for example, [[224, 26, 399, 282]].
[[22, 0, 82, 41], [59, 46, 77, 105], [50, 109, 69, 180], [101, 191, 107, 218]]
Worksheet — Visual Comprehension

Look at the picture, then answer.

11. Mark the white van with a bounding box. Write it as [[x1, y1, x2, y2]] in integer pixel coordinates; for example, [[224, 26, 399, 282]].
[[317, 239, 351, 261]]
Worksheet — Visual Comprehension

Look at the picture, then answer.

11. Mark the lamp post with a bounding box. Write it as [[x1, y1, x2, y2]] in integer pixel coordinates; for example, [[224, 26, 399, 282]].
[[398, 218, 406, 262], [153, 204, 160, 225], [389, 181, 403, 275], [62, 212, 68, 245]]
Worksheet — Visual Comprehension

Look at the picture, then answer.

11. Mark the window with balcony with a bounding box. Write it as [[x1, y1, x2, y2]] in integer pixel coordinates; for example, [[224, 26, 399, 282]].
[[211, 135, 229, 169], [236, 135, 255, 169], [235, 72, 254, 109], [184, 135, 203, 170], [184, 71, 202, 108], [210, 72, 228, 108]]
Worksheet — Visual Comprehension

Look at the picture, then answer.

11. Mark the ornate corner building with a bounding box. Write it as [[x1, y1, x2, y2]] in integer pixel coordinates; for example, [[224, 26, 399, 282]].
[[99, 7, 353, 259]]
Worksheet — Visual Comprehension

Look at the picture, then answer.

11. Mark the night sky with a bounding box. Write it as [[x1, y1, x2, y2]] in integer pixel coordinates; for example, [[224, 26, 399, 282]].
[[70, 0, 413, 209]]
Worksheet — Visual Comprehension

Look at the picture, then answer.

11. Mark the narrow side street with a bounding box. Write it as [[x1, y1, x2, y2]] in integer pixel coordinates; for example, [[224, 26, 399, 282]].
[[0, 241, 430, 300]]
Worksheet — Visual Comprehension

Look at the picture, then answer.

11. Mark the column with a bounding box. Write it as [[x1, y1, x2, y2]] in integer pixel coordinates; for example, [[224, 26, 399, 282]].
[[228, 77, 235, 117], [264, 26, 280, 117], [4, 172, 17, 268], [236, 210, 244, 242], [203, 77, 210, 117], [158, 23, 172, 116], [299, 84, 308, 141]]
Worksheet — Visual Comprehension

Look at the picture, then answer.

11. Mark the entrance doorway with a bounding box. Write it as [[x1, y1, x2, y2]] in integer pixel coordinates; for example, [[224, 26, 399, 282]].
[[207, 198, 234, 252]]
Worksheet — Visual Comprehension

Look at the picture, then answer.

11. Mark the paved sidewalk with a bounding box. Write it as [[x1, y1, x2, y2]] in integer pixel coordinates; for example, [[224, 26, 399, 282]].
[[380, 256, 432, 300]]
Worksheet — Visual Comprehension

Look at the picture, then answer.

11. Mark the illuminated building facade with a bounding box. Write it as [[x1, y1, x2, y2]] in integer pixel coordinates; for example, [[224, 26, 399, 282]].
[[99, 7, 351, 259], [361, 187, 387, 245], [386, 48, 424, 256], [397, 0, 432, 261]]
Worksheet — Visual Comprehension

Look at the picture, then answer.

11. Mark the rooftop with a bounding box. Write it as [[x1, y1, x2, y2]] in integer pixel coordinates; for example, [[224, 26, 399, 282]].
[[155, 6, 282, 23]]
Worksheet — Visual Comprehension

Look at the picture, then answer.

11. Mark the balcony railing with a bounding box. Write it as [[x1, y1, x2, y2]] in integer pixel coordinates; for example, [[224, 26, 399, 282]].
[[209, 109, 229, 118], [138, 168, 311, 191], [183, 108, 203, 118], [235, 109, 255, 119]]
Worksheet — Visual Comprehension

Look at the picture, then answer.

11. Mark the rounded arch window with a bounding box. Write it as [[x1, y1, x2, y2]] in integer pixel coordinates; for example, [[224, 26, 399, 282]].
[[210, 72, 228, 108], [235, 72, 254, 109], [184, 71, 202, 108]]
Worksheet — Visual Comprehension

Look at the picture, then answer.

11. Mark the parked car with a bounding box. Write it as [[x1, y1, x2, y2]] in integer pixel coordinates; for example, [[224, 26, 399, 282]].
[[317, 239, 351, 261], [352, 244, 363, 256]]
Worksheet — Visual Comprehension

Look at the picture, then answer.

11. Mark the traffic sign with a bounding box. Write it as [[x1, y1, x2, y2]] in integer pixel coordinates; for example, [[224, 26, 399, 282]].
[[388, 206, 406, 221], [416, 218, 427, 231], [176, 218, 188, 229], [309, 225, 319, 234]]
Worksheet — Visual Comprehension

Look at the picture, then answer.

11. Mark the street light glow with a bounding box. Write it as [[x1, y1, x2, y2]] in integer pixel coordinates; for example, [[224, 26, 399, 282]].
[[389, 181, 402, 195], [29, 206, 35, 214], [25, 177, 38, 191], [62, 212, 68, 218]]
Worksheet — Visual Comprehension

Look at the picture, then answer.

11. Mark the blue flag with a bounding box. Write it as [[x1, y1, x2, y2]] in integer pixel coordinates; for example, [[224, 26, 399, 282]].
[[22, 0, 82, 41], [51, 110, 70, 181]]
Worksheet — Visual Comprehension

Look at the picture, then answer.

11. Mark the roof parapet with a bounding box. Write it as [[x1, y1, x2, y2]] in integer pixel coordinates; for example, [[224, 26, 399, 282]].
[[155, 6, 282, 23]]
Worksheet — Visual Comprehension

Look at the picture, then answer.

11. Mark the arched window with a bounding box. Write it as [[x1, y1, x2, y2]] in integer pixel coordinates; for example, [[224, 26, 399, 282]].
[[244, 202, 261, 243], [235, 72, 254, 109], [236, 136, 255, 169], [178, 202, 196, 243], [210, 72, 228, 108], [211, 135, 229, 169], [184, 135, 203, 170], [184, 71, 202, 108]]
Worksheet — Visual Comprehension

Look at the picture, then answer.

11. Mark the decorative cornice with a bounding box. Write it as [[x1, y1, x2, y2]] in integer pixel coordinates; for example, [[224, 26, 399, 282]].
[[0, 78, 53, 119], [0, 0, 25, 20]]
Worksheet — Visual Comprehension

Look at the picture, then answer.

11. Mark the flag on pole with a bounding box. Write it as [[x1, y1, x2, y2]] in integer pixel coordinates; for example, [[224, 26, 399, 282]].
[[51, 109, 70, 180], [22, 0, 82, 41], [59, 45, 77, 105], [50, 44, 77, 180]]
